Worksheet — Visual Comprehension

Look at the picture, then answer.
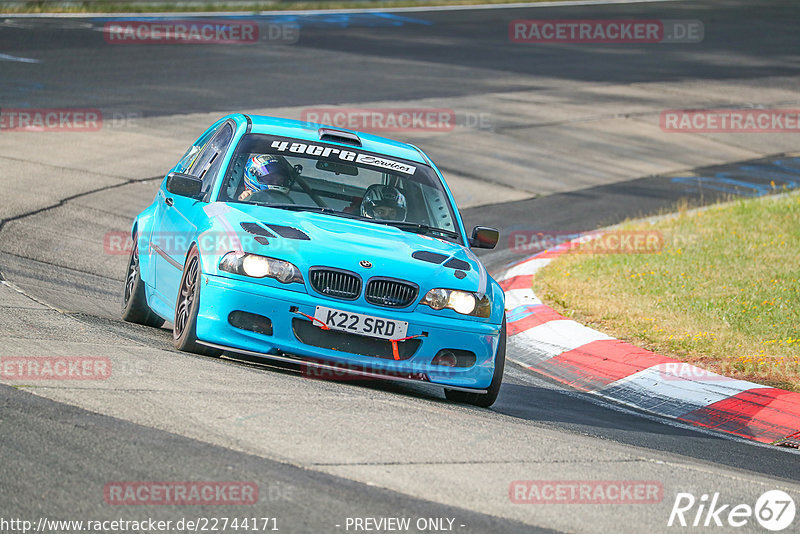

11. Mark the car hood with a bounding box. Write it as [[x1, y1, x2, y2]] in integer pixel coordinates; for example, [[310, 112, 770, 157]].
[[201, 202, 489, 295]]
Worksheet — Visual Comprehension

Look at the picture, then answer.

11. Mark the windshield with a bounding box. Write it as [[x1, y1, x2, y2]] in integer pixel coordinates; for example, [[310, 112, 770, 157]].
[[219, 134, 461, 241]]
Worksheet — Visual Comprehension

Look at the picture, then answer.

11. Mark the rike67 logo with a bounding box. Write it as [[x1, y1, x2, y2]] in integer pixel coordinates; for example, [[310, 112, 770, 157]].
[[668, 490, 796, 531]]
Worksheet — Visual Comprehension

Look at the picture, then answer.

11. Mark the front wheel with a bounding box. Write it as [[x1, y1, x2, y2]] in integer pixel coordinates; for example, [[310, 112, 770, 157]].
[[444, 318, 506, 408], [121, 237, 165, 328], [173, 247, 222, 357]]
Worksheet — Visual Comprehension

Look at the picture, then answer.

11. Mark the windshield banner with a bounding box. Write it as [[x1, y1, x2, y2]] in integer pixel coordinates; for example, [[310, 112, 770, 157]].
[[269, 140, 417, 175]]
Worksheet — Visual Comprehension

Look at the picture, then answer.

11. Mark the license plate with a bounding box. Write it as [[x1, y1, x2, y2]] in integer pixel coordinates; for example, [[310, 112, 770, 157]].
[[313, 306, 408, 340]]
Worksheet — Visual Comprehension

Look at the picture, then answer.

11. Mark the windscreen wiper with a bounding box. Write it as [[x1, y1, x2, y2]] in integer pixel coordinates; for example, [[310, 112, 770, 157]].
[[254, 203, 364, 220], [372, 220, 460, 239], [251, 205, 454, 234], [252, 203, 332, 212]]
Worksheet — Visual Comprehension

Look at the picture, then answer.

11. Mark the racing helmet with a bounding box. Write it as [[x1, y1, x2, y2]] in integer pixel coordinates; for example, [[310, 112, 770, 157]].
[[360, 185, 407, 221], [243, 154, 291, 195]]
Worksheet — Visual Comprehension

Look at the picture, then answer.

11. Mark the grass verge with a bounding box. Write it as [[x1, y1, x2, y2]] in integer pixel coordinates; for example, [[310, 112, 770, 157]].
[[533, 192, 800, 391], [2, 0, 566, 15]]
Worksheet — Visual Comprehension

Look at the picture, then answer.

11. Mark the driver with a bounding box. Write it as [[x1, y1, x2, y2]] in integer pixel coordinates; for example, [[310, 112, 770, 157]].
[[360, 185, 407, 221], [239, 154, 292, 201]]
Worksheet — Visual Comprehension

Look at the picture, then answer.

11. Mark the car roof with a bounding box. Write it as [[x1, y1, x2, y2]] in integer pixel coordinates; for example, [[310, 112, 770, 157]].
[[244, 114, 429, 165]]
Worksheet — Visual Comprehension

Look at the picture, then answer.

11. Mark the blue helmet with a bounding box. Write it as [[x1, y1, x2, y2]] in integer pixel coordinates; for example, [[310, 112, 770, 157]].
[[360, 185, 407, 221], [243, 155, 291, 194]]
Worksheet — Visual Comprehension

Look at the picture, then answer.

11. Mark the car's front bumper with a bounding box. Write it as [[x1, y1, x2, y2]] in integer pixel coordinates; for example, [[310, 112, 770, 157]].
[[195, 274, 503, 389]]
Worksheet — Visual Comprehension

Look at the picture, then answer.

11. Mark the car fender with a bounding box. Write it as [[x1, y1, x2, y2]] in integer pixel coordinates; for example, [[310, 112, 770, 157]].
[[486, 276, 507, 325], [130, 198, 160, 287]]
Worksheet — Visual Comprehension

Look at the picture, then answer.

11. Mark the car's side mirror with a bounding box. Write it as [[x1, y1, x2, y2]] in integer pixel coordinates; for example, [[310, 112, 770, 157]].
[[166, 172, 203, 198], [469, 226, 499, 249]]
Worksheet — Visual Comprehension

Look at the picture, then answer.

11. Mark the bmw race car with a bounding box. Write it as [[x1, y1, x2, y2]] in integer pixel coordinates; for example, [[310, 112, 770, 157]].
[[122, 114, 506, 407]]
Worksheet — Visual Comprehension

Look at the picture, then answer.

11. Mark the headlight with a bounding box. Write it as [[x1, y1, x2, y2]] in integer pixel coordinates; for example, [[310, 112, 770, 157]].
[[425, 288, 449, 310], [242, 255, 271, 278], [448, 291, 476, 315], [219, 252, 303, 284], [421, 288, 491, 318]]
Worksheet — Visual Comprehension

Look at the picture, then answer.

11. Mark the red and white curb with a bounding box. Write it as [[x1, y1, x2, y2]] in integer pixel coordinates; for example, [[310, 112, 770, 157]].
[[495, 245, 800, 446]]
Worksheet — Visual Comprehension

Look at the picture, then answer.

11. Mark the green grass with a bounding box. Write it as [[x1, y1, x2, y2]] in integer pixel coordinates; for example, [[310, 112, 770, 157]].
[[1, 0, 565, 14], [533, 192, 800, 391]]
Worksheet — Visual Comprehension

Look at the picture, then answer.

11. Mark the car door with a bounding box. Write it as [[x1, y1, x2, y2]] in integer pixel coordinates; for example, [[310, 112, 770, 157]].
[[145, 124, 219, 293], [150, 122, 235, 313]]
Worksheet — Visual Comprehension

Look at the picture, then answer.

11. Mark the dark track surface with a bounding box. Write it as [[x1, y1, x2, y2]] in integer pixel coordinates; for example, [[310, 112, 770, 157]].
[[0, 0, 797, 115], [0, 383, 549, 533]]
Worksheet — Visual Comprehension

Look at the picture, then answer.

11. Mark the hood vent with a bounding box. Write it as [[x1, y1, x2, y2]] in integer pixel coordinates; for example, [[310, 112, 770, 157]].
[[240, 222, 275, 238], [263, 223, 310, 241], [443, 258, 471, 271], [412, 251, 447, 264]]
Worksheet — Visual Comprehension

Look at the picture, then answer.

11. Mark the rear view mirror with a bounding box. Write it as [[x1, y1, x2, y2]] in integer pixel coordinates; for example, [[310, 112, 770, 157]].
[[166, 172, 203, 198], [470, 226, 499, 249], [315, 160, 359, 176]]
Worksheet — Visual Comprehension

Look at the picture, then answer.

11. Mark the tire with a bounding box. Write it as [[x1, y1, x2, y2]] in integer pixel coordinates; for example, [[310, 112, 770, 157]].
[[444, 318, 506, 408], [122, 237, 166, 328], [172, 247, 223, 357]]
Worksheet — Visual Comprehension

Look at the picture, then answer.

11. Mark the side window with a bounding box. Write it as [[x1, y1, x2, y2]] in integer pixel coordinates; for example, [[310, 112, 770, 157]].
[[175, 127, 218, 173], [420, 183, 455, 231], [188, 123, 235, 195]]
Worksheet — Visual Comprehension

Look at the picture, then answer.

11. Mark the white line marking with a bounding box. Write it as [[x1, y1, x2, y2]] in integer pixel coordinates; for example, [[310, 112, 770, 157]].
[[0, 53, 40, 63], [498, 257, 551, 280], [503, 288, 542, 309]]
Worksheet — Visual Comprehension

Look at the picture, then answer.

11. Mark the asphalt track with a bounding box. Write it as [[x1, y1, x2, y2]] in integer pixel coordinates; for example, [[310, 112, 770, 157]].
[[2, 1, 800, 533]]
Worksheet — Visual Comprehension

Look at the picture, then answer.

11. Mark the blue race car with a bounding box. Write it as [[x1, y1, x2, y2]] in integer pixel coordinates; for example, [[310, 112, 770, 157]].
[[122, 114, 505, 407]]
